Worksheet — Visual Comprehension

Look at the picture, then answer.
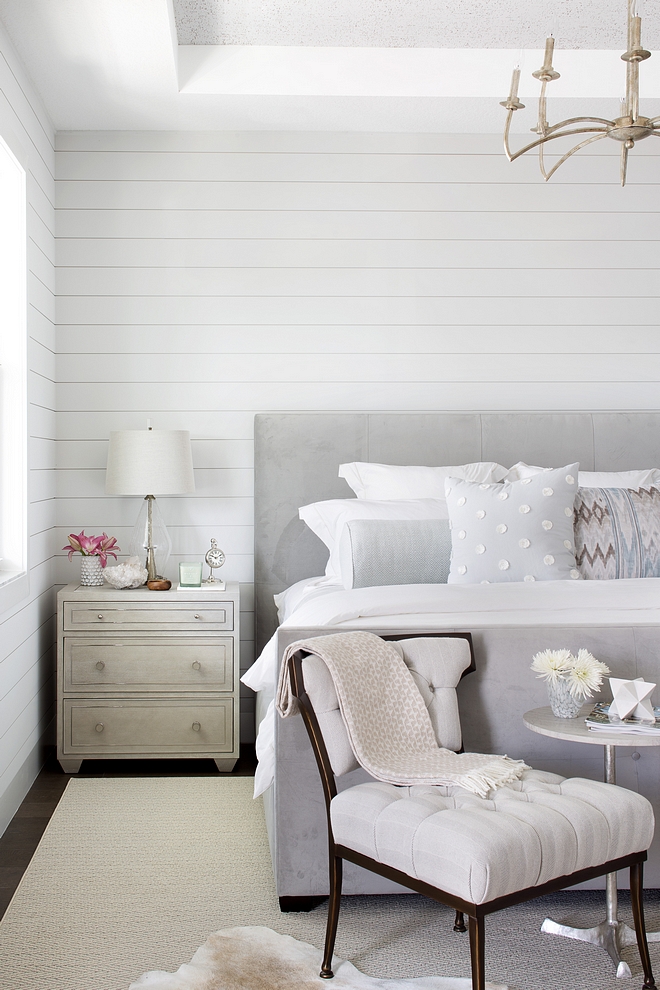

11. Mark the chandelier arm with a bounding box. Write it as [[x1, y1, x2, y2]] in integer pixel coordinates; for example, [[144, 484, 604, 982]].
[[543, 127, 610, 137], [620, 143, 629, 186], [539, 132, 611, 182], [537, 80, 549, 137], [503, 108, 516, 162], [506, 128, 609, 163], [543, 116, 615, 133]]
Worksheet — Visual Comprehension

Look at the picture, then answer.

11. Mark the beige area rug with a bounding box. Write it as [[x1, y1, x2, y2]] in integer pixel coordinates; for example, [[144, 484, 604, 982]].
[[0, 776, 658, 990]]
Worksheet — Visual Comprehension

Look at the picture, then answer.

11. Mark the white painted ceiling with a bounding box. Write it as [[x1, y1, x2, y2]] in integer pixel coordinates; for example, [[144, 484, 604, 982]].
[[0, 0, 659, 131]]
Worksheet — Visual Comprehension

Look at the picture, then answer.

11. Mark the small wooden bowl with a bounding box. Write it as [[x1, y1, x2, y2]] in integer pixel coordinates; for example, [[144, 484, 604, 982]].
[[147, 579, 171, 591]]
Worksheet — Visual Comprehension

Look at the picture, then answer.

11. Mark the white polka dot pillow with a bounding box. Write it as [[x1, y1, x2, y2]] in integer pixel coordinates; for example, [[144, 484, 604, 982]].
[[445, 463, 581, 584]]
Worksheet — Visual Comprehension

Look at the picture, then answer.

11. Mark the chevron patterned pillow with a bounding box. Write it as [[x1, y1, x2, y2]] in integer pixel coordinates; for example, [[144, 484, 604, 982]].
[[574, 486, 660, 579]]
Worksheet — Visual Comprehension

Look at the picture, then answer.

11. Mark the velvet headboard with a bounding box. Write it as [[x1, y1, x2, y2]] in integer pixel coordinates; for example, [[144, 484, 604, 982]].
[[254, 412, 660, 650]]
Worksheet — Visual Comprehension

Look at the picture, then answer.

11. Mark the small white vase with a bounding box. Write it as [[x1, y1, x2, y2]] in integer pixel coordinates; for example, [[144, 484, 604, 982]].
[[80, 555, 104, 587], [547, 678, 582, 718]]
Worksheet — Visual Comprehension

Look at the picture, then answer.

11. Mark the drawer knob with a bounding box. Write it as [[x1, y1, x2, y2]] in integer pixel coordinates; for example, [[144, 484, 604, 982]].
[[97, 614, 104, 620], [194, 613, 201, 620], [192, 721, 201, 732], [192, 661, 201, 671], [95, 661, 105, 671], [95, 722, 104, 733]]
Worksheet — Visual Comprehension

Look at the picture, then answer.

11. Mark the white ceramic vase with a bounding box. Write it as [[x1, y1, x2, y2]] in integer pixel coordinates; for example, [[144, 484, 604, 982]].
[[547, 678, 582, 718], [80, 555, 104, 587]]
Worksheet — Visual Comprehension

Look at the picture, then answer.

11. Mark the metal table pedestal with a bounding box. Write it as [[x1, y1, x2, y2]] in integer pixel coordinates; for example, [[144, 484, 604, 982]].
[[523, 707, 660, 980], [540, 743, 659, 979]]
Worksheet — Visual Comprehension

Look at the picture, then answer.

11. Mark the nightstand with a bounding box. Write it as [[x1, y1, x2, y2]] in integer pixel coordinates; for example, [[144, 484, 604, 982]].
[[57, 582, 240, 773]]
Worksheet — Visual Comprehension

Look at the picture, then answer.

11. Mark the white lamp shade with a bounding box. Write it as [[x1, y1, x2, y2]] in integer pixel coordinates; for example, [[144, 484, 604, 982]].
[[105, 430, 195, 495]]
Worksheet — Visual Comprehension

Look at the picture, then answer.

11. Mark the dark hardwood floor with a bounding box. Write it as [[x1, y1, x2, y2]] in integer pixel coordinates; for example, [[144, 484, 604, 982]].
[[0, 745, 257, 921]]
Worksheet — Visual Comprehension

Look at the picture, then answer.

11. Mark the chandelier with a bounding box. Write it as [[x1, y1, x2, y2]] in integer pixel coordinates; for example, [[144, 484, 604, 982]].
[[501, 0, 657, 185]]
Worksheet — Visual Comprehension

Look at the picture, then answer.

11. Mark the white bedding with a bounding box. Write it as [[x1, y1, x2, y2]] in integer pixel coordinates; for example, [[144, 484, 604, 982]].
[[242, 576, 660, 796]]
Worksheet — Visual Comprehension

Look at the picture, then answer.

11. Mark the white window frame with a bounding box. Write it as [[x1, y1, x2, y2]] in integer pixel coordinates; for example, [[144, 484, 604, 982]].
[[0, 123, 28, 614]]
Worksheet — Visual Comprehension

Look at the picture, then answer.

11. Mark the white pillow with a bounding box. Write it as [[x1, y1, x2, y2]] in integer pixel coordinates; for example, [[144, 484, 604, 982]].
[[445, 464, 580, 584], [505, 461, 660, 489], [503, 461, 550, 482], [338, 461, 507, 500], [299, 498, 449, 580], [579, 469, 660, 488]]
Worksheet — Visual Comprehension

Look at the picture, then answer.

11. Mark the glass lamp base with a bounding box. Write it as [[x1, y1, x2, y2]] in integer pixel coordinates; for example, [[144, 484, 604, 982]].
[[128, 495, 172, 582]]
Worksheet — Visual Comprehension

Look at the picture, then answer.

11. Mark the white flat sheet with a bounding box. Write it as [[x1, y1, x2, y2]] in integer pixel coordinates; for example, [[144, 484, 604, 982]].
[[242, 577, 660, 795]]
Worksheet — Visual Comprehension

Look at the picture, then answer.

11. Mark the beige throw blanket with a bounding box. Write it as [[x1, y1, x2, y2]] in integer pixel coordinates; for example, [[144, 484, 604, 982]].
[[277, 631, 529, 799]]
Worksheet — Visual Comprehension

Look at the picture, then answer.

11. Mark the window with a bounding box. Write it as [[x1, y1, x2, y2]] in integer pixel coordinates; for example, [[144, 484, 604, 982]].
[[0, 130, 28, 612]]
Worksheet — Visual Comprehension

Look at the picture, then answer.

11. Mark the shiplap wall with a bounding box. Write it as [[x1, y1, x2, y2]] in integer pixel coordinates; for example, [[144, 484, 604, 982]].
[[54, 130, 660, 742], [0, 24, 55, 832]]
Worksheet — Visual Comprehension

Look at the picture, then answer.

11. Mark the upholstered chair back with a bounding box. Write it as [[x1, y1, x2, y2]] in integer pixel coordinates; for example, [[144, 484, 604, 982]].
[[301, 636, 472, 777]]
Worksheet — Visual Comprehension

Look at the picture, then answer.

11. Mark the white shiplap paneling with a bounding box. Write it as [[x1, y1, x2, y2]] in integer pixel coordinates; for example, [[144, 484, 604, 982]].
[[54, 129, 660, 743], [0, 20, 56, 837]]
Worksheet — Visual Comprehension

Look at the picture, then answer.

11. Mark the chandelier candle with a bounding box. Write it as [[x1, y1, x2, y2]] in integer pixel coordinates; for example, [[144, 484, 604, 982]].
[[507, 67, 521, 104], [532, 36, 559, 82], [501, 0, 657, 185]]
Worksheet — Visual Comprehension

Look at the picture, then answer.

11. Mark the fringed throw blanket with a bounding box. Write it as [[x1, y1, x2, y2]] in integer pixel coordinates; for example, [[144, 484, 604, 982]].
[[277, 631, 528, 799]]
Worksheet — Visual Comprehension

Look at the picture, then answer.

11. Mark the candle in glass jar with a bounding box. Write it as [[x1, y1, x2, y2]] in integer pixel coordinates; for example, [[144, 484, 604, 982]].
[[179, 561, 203, 587]]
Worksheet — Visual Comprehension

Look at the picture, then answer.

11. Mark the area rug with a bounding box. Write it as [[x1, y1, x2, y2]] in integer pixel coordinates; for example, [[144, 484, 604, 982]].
[[0, 776, 658, 990], [128, 925, 506, 989]]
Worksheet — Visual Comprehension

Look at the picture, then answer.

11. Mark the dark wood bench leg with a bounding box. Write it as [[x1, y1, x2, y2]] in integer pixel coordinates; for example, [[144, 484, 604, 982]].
[[468, 915, 486, 990], [630, 861, 657, 990], [320, 854, 343, 978], [454, 910, 467, 932]]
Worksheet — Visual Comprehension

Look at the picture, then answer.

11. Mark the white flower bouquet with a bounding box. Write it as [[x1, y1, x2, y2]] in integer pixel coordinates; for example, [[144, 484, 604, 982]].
[[531, 648, 611, 718]]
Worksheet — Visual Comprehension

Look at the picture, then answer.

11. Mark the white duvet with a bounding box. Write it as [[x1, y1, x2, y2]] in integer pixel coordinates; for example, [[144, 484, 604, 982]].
[[242, 577, 660, 796]]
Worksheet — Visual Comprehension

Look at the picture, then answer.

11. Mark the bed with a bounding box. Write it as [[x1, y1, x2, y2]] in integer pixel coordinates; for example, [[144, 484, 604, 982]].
[[248, 411, 660, 908]]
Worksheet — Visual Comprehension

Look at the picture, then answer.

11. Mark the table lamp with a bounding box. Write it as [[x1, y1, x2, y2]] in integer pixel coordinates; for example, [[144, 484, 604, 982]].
[[105, 428, 195, 582]]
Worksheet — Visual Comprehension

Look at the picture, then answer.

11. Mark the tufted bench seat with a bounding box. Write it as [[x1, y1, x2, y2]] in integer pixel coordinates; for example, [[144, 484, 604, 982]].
[[287, 632, 657, 990], [331, 771, 655, 905]]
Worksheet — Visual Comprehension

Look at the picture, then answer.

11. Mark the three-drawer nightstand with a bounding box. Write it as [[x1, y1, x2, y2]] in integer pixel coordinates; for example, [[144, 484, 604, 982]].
[[57, 582, 240, 773]]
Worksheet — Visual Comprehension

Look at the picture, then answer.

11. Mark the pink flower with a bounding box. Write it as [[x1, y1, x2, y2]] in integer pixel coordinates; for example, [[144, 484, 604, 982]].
[[62, 531, 121, 568], [96, 533, 120, 568]]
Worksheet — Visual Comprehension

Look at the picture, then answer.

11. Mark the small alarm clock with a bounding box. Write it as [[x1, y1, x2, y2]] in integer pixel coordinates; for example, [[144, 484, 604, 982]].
[[204, 538, 226, 588]]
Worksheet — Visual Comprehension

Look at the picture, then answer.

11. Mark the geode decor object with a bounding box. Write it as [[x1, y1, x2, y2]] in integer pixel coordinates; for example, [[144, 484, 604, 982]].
[[103, 555, 148, 589]]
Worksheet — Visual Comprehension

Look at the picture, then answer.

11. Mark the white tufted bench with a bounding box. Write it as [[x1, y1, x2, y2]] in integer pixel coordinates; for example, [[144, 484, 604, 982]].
[[331, 772, 653, 906], [287, 633, 657, 990]]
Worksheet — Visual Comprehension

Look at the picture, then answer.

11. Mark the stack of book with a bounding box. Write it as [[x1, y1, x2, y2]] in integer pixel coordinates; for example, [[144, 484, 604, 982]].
[[586, 701, 660, 734]]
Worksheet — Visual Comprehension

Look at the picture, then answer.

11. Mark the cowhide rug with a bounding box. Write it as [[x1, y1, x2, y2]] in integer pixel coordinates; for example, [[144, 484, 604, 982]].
[[128, 926, 507, 989]]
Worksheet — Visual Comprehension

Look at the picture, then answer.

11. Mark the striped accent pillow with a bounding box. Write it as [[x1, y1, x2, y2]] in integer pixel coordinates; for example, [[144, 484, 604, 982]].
[[574, 486, 660, 579]]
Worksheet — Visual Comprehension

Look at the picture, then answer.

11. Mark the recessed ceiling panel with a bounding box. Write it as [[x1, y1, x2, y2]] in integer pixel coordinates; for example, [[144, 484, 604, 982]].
[[173, 0, 660, 49]]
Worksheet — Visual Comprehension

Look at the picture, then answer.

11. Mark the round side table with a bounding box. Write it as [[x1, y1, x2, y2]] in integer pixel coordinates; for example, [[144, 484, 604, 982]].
[[524, 705, 660, 979]]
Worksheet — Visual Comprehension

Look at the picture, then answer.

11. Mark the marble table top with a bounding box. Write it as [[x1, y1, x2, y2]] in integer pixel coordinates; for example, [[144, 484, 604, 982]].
[[523, 705, 660, 748]]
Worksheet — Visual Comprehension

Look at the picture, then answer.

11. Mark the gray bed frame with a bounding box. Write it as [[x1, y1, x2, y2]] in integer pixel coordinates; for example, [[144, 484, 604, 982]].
[[254, 412, 660, 905]]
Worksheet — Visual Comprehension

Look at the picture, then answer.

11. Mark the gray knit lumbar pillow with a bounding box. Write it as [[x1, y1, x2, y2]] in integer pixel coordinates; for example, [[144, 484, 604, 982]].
[[338, 518, 452, 589], [445, 463, 581, 584]]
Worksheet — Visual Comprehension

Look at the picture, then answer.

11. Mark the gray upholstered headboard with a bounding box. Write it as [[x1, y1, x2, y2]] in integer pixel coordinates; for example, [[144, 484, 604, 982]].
[[254, 412, 660, 650]]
